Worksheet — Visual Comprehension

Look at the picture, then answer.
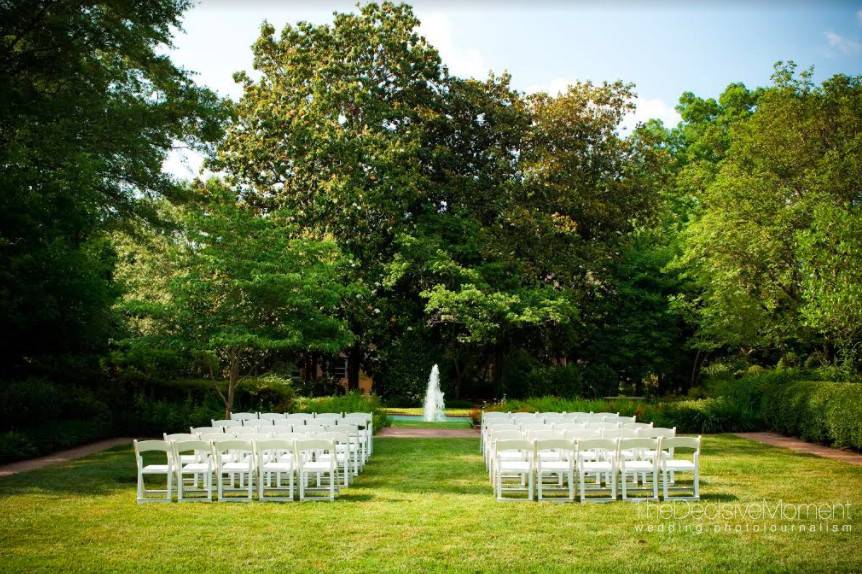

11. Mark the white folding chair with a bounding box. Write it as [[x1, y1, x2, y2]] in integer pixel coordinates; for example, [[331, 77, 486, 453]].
[[256, 438, 295, 501], [164, 433, 197, 442], [213, 439, 255, 502], [660, 436, 701, 501], [212, 419, 242, 429], [577, 438, 617, 503], [191, 426, 218, 434], [318, 431, 352, 486], [494, 439, 534, 502], [259, 413, 285, 421], [134, 440, 173, 503], [344, 413, 373, 458], [172, 440, 214, 502], [618, 438, 659, 502], [295, 439, 338, 501], [230, 412, 258, 421], [535, 438, 576, 502]]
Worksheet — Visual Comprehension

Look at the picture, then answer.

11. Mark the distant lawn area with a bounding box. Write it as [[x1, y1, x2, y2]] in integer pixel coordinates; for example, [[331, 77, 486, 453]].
[[384, 407, 474, 417], [389, 419, 473, 429], [1, 435, 860, 573]]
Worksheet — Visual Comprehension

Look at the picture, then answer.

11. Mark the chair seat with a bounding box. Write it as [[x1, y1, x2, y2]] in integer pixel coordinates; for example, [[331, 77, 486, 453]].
[[142, 464, 171, 474], [538, 451, 562, 461], [581, 461, 613, 473], [498, 460, 531, 473], [262, 462, 293, 472], [538, 460, 572, 472], [221, 462, 252, 472], [622, 460, 655, 472], [302, 461, 335, 472], [182, 462, 211, 473], [276, 453, 295, 463], [663, 459, 695, 471]]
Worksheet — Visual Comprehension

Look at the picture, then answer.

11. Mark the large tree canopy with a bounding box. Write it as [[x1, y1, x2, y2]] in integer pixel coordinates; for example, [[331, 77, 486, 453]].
[[0, 0, 227, 375], [673, 64, 862, 365], [217, 3, 669, 399]]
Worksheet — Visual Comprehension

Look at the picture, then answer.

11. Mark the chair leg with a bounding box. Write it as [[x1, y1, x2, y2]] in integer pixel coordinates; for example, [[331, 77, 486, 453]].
[[694, 467, 700, 499], [299, 470, 305, 501], [537, 470, 543, 501], [662, 469, 669, 500]]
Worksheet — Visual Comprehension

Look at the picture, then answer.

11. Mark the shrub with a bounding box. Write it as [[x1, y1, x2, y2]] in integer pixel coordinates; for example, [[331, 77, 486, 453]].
[[294, 392, 390, 432]]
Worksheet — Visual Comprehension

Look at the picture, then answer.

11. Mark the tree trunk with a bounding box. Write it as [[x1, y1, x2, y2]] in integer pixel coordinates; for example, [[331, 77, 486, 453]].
[[453, 358, 463, 400], [225, 349, 239, 419], [493, 344, 504, 397], [347, 342, 361, 391], [687, 349, 706, 393]]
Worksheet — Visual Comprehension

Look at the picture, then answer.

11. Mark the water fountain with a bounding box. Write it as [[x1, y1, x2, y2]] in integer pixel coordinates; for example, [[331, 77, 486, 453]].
[[422, 364, 446, 422]]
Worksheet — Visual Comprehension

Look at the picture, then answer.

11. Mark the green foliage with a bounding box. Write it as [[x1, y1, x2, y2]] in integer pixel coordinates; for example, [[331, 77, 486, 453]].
[[294, 392, 389, 431], [487, 366, 862, 445], [672, 63, 862, 364], [0, 0, 227, 374]]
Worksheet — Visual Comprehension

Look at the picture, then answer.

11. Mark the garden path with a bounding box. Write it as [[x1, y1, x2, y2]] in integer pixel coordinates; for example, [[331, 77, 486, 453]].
[[0, 437, 133, 477], [735, 432, 862, 466]]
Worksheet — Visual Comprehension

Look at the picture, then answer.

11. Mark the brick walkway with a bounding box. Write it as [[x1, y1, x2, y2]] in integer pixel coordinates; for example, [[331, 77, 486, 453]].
[[377, 427, 479, 438], [735, 432, 862, 467], [0, 437, 132, 477]]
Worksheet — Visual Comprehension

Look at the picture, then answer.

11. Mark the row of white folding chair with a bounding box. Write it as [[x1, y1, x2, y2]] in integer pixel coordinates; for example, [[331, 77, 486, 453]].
[[231, 411, 372, 422], [491, 436, 700, 503], [480, 420, 653, 455], [483, 426, 675, 469], [153, 429, 366, 501], [135, 437, 344, 503], [218, 413, 374, 456], [182, 426, 369, 466]]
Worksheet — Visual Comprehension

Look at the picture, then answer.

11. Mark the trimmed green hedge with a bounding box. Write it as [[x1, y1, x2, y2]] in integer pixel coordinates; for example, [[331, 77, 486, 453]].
[[487, 373, 862, 449], [294, 392, 390, 432]]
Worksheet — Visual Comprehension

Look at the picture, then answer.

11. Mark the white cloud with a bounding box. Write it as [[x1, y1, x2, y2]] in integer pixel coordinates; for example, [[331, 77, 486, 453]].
[[621, 97, 682, 131], [419, 12, 488, 79], [825, 31, 861, 55], [525, 77, 575, 96]]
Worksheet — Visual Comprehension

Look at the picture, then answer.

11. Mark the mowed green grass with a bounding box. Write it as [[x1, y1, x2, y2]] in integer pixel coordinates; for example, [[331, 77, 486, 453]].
[[0, 435, 860, 573], [389, 419, 473, 429], [384, 407, 474, 417]]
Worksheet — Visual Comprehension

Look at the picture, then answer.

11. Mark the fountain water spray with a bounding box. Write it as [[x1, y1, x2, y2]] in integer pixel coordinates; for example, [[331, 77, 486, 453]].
[[422, 364, 445, 422]]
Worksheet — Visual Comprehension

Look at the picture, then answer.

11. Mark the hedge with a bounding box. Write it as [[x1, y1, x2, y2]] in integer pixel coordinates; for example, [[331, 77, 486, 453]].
[[0, 376, 388, 464], [486, 374, 862, 450]]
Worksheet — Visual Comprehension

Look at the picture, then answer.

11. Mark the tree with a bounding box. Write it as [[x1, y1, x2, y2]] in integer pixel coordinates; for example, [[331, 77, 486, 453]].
[[673, 63, 862, 365], [0, 0, 227, 376], [120, 182, 353, 417], [216, 2, 447, 391]]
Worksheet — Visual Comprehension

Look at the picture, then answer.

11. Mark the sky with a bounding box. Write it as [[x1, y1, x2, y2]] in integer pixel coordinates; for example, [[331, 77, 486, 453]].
[[163, 0, 862, 178]]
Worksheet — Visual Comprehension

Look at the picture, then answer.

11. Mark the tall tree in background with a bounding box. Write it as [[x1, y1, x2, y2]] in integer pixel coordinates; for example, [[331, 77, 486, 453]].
[[0, 0, 226, 376], [117, 181, 353, 417], [217, 2, 446, 392], [673, 63, 862, 367]]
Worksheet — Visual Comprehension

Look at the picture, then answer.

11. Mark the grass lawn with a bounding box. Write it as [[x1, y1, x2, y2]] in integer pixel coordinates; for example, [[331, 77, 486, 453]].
[[389, 419, 473, 429], [384, 407, 474, 417], [0, 435, 860, 573]]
